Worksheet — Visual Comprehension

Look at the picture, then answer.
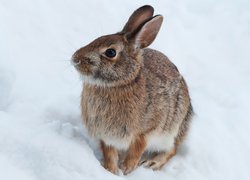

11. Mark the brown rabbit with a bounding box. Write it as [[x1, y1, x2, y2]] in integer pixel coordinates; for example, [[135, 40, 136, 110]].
[[72, 5, 193, 175]]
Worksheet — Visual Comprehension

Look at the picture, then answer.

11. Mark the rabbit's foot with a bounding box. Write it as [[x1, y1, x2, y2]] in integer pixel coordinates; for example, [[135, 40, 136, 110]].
[[140, 147, 177, 170], [103, 161, 119, 175], [120, 157, 139, 175]]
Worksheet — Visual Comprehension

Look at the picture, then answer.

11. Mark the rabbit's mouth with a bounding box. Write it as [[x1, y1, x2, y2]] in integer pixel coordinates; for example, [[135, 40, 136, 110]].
[[71, 57, 95, 75], [75, 65, 92, 76]]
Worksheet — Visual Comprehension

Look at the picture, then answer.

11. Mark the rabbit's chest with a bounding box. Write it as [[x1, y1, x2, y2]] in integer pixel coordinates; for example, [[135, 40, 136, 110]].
[[82, 88, 143, 141]]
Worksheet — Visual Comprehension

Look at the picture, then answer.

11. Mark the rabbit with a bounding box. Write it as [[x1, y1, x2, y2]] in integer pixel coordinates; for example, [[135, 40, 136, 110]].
[[72, 5, 193, 175]]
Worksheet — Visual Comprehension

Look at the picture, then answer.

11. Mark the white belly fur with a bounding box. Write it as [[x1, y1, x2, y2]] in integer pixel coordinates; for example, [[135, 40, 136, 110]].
[[103, 136, 133, 150], [102, 130, 178, 152], [146, 132, 176, 152]]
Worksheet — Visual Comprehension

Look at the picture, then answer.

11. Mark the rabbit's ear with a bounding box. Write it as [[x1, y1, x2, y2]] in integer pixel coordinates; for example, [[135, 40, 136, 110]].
[[122, 5, 154, 34], [132, 15, 163, 48]]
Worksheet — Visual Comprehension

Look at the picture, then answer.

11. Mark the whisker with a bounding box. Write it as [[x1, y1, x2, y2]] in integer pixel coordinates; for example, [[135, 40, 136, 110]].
[[52, 59, 71, 62], [62, 63, 74, 71]]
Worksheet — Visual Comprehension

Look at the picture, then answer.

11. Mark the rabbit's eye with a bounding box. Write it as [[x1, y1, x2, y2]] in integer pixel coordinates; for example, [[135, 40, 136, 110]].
[[105, 48, 116, 58]]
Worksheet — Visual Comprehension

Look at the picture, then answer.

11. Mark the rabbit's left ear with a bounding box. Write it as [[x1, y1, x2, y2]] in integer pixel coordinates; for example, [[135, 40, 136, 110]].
[[122, 5, 154, 34], [131, 15, 163, 48]]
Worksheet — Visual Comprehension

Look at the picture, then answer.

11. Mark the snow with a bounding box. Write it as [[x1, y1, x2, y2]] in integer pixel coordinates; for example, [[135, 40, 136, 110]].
[[0, 0, 250, 179]]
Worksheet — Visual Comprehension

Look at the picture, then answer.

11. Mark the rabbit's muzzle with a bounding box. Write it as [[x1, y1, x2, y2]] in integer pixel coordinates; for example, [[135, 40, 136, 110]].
[[71, 56, 95, 75]]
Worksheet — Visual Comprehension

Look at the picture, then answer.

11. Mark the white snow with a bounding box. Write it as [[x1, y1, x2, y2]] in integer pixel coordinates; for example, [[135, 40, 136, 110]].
[[0, 0, 250, 179]]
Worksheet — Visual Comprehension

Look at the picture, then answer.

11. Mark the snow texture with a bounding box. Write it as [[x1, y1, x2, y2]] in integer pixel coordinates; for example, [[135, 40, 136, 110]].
[[0, 0, 250, 179]]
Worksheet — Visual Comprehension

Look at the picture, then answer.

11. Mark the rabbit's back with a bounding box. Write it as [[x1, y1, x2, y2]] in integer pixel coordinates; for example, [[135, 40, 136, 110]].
[[141, 48, 191, 136], [143, 48, 180, 81]]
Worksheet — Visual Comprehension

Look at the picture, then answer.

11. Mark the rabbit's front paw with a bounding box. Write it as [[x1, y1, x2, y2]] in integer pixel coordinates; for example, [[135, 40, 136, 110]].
[[120, 158, 139, 175], [104, 162, 119, 175]]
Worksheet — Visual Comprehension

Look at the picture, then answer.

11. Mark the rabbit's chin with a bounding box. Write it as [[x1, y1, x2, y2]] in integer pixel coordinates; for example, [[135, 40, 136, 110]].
[[79, 74, 108, 87]]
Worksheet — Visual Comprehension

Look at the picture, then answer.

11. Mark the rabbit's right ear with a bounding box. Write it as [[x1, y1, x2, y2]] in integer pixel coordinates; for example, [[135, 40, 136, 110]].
[[122, 5, 154, 34]]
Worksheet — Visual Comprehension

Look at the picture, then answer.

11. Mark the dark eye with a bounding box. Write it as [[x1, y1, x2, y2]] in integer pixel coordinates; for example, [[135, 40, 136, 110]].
[[105, 48, 116, 58]]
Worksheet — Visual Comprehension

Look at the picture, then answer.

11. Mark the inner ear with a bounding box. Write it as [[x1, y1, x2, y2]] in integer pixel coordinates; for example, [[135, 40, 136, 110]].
[[132, 15, 163, 48], [122, 5, 154, 34]]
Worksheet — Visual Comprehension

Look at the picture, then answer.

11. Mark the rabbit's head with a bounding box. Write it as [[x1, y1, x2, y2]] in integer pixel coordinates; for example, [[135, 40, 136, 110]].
[[72, 5, 163, 86]]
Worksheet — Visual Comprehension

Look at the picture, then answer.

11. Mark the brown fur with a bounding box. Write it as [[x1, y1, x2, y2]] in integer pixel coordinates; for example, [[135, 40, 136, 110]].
[[122, 5, 154, 34], [120, 135, 146, 174], [72, 5, 193, 175], [100, 141, 119, 174]]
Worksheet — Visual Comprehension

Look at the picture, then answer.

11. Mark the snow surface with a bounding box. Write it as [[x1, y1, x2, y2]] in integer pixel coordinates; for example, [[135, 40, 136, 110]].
[[1, 0, 250, 179]]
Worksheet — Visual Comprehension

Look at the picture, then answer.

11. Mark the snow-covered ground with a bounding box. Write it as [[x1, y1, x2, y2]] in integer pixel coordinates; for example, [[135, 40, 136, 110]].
[[1, 0, 250, 179]]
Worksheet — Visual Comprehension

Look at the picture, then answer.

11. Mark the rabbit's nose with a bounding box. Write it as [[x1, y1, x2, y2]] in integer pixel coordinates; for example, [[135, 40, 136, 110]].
[[71, 57, 81, 66]]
